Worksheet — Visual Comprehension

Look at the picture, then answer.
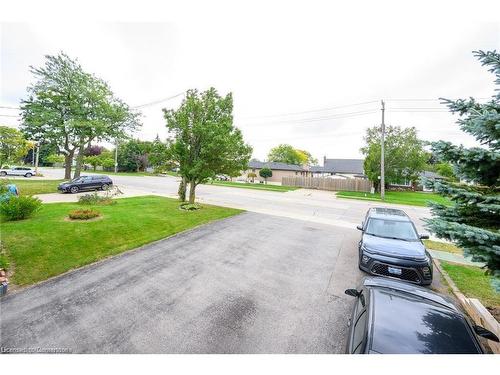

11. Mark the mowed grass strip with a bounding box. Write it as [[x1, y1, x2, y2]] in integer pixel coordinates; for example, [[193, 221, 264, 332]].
[[3, 179, 64, 196], [423, 239, 463, 255], [208, 181, 299, 192], [1, 196, 242, 285], [336, 190, 451, 207], [440, 261, 499, 308]]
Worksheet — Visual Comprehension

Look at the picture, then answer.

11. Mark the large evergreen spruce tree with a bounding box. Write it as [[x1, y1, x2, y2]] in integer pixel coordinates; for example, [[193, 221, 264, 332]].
[[425, 50, 500, 290]]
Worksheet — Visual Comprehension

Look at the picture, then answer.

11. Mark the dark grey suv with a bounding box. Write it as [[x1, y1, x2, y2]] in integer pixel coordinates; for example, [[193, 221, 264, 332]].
[[344, 277, 498, 353], [58, 175, 113, 194], [357, 207, 433, 285]]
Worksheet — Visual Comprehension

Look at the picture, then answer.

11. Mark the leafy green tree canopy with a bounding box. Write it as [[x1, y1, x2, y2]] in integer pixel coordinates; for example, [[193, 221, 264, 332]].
[[20, 52, 140, 179], [267, 144, 317, 166], [164, 88, 252, 204], [0, 126, 30, 167], [259, 167, 272, 183], [361, 125, 427, 190], [424, 50, 500, 290]]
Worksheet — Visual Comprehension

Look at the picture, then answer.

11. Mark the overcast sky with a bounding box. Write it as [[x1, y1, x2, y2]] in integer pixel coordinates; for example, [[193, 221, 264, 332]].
[[1, 1, 499, 163]]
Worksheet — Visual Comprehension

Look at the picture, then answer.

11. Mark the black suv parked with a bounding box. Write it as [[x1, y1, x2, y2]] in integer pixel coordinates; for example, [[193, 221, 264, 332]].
[[357, 207, 433, 285], [58, 175, 113, 194], [344, 277, 498, 354]]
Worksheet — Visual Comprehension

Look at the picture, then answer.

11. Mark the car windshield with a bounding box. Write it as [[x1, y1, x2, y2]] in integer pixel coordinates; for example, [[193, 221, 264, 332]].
[[365, 218, 418, 241]]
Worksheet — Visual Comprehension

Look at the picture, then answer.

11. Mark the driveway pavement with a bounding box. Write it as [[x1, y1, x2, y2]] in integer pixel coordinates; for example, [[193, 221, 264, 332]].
[[0, 212, 362, 353]]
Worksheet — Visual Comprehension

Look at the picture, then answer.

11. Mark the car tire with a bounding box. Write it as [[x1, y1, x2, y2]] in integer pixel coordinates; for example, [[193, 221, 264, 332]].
[[0, 171, 6, 176], [101, 184, 109, 191], [70, 186, 79, 194], [25, 173, 32, 178]]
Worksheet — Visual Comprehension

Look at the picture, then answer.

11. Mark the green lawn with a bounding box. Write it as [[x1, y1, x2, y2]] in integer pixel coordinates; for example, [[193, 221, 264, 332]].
[[4, 179, 64, 196], [441, 261, 499, 308], [336, 190, 451, 207], [423, 239, 463, 255], [1, 196, 241, 285], [207, 181, 300, 192]]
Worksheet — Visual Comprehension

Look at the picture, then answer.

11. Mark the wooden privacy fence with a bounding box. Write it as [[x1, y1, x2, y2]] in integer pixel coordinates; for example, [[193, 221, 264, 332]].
[[282, 176, 373, 192]]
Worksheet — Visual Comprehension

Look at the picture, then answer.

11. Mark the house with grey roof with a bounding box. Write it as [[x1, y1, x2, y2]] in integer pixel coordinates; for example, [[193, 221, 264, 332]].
[[311, 158, 367, 179], [239, 160, 312, 183]]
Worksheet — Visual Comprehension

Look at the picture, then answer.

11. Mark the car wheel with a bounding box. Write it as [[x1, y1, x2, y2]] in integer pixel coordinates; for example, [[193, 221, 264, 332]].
[[70, 186, 79, 194], [0, 171, 6, 176], [101, 184, 109, 191], [25, 173, 32, 178]]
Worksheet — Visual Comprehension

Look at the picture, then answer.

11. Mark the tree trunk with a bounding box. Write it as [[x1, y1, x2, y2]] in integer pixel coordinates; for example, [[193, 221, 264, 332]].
[[188, 181, 196, 204], [73, 144, 85, 179], [178, 176, 187, 201], [64, 151, 74, 180]]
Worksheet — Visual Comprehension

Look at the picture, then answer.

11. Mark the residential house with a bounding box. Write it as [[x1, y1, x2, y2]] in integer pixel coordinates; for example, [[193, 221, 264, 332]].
[[311, 158, 367, 179], [240, 160, 311, 183]]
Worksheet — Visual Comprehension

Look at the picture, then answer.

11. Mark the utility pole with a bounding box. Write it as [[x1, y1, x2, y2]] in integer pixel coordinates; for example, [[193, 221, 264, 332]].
[[34, 142, 40, 176], [380, 100, 386, 201], [114, 138, 119, 173]]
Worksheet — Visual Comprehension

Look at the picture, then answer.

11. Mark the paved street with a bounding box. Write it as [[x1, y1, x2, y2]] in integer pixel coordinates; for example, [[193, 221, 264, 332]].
[[0, 212, 362, 353], [35, 168, 432, 232]]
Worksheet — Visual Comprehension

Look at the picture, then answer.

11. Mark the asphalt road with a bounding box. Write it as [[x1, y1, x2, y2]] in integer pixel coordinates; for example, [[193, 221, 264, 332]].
[[35, 168, 432, 232], [0, 212, 362, 353]]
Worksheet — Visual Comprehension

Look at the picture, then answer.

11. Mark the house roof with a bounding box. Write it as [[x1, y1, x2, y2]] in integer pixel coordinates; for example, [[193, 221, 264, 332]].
[[420, 171, 445, 179], [248, 160, 304, 171], [323, 158, 365, 174]]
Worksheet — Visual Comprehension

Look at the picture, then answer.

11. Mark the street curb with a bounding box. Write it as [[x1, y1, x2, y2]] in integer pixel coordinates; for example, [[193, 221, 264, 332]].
[[433, 257, 500, 353]]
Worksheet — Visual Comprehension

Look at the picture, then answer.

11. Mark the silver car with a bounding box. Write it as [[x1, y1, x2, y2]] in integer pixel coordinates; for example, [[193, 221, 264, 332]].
[[0, 167, 36, 178]]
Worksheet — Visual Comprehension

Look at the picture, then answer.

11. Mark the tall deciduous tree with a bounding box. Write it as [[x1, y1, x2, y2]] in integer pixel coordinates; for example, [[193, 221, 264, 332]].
[[361, 125, 427, 191], [164, 88, 252, 204], [20, 52, 140, 179], [0, 126, 30, 167], [424, 50, 500, 290], [267, 144, 317, 166]]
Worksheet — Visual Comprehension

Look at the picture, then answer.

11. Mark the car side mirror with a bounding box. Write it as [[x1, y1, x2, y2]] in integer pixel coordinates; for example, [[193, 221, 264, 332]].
[[419, 233, 430, 240], [356, 225, 363, 231], [345, 289, 360, 297], [473, 325, 499, 342]]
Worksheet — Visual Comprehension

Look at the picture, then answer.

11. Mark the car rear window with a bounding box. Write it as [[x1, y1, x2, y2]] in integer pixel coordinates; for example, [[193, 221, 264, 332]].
[[370, 289, 480, 353]]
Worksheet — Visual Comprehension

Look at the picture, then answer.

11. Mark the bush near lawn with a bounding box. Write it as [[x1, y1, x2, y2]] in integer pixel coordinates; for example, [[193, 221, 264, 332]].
[[441, 261, 500, 310], [0, 196, 241, 286], [336, 190, 451, 207], [0, 195, 42, 221]]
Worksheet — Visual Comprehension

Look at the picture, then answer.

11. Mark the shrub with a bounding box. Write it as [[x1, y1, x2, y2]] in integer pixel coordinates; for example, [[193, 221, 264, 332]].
[[78, 192, 114, 206], [0, 195, 42, 221], [259, 168, 272, 183], [179, 202, 201, 211], [68, 209, 101, 220]]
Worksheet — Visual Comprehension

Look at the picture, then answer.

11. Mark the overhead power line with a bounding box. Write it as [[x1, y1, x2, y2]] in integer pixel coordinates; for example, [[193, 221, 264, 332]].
[[0, 114, 20, 118], [242, 109, 379, 126], [132, 92, 185, 109], [0, 106, 20, 110], [240, 100, 378, 120]]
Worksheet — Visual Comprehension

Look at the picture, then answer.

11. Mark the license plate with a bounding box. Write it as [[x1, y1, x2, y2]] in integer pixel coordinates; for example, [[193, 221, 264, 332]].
[[388, 267, 402, 275]]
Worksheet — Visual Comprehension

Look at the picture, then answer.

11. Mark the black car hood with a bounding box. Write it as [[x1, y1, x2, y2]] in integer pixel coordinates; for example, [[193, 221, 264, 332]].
[[362, 234, 426, 260]]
